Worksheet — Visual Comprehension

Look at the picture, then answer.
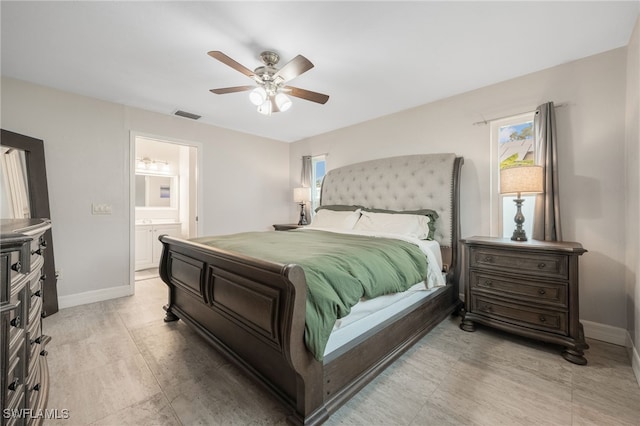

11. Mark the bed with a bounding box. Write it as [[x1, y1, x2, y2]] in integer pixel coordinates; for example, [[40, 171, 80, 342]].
[[159, 153, 464, 425]]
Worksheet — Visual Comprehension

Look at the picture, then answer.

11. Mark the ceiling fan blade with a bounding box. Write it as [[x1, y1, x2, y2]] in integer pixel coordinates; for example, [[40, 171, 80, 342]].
[[207, 51, 256, 78], [273, 55, 314, 83], [284, 86, 330, 104], [210, 86, 254, 95]]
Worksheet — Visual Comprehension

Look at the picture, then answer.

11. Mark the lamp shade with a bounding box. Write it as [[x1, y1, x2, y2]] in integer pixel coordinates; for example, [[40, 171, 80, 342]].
[[293, 187, 311, 203], [275, 93, 292, 112], [500, 165, 544, 195], [257, 99, 272, 115], [249, 87, 267, 106]]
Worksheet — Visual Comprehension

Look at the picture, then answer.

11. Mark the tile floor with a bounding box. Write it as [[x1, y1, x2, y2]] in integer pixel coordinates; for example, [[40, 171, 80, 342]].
[[42, 277, 640, 425]]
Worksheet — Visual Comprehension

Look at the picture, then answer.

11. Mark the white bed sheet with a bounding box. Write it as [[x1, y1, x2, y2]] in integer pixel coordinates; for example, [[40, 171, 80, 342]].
[[323, 285, 439, 357], [294, 227, 447, 358]]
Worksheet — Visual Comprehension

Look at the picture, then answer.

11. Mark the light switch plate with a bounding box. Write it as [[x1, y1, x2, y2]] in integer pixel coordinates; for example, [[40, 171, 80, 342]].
[[92, 203, 112, 215]]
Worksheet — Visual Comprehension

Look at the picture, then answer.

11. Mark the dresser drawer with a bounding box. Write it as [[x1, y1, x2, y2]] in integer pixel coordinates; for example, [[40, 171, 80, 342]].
[[8, 298, 25, 348], [26, 360, 41, 408], [28, 314, 42, 367], [8, 246, 30, 280], [469, 271, 568, 308], [470, 295, 568, 336], [5, 353, 25, 407], [28, 293, 42, 326], [469, 247, 568, 279]]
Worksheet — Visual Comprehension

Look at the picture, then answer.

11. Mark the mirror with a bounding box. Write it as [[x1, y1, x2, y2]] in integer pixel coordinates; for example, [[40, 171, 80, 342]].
[[1, 129, 59, 316], [135, 173, 178, 208], [1, 146, 31, 218]]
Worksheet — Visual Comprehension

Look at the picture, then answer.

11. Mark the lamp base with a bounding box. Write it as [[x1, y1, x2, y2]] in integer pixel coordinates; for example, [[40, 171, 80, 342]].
[[511, 228, 528, 241], [511, 197, 527, 242], [298, 203, 308, 226]]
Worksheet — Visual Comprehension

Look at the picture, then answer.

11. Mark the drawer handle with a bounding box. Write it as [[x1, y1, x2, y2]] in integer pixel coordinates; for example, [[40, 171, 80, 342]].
[[32, 383, 41, 392], [483, 256, 494, 263], [40, 273, 47, 282], [31, 248, 43, 256], [538, 288, 546, 295], [537, 263, 546, 269], [39, 238, 47, 248], [539, 315, 547, 323], [10, 316, 21, 328], [481, 305, 493, 313], [31, 336, 43, 345], [483, 280, 493, 287], [40, 350, 48, 357], [8, 378, 19, 391], [33, 290, 42, 298], [11, 261, 22, 272]]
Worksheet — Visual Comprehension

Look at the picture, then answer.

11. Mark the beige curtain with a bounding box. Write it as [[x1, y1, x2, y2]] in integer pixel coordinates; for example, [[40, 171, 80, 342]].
[[533, 102, 562, 241], [301, 155, 312, 220]]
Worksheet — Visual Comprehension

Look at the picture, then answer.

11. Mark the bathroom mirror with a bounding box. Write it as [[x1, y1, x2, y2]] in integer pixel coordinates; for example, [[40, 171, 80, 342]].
[[135, 173, 178, 208]]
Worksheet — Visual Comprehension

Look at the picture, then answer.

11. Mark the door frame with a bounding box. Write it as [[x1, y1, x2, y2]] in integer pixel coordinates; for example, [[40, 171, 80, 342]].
[[128, 131, 203, 293]]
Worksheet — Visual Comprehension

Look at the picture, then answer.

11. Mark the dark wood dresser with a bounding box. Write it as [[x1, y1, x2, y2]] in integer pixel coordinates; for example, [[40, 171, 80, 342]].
[[1, 219, 51, 425], [460, 236, 588, 365]]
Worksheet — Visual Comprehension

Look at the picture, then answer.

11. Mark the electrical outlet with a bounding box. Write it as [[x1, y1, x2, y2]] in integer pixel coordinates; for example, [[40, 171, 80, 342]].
[[92, 203, 112, 215]]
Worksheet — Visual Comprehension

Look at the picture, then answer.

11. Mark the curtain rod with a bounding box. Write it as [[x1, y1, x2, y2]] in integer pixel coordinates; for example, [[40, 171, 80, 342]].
[[302, 153, 329, 158], [472, 103, 567, 126]]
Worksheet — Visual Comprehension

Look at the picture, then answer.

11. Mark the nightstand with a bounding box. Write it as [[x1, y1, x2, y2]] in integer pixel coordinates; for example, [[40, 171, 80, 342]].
[[273, 224, 304, 231], [460, 236, 588, 365]]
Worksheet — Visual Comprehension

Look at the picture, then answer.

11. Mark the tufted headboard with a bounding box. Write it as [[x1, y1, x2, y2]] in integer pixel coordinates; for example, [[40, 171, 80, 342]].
[[320, 153, 464, 278]]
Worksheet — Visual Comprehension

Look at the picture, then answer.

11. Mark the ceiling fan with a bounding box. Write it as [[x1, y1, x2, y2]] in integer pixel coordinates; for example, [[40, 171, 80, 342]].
[[208, 50, 329, 115]]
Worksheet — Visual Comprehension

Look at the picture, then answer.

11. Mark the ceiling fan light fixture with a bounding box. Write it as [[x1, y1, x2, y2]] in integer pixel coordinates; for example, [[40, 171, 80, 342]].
[[257, 99, 272, 115], [209, 50, 329, 114], [275, 93, 292, 112], [249, 86, 267, 106]]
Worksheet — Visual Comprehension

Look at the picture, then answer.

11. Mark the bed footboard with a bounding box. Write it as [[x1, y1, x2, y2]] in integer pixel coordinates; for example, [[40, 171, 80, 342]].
[[158, 235, 324, 422]]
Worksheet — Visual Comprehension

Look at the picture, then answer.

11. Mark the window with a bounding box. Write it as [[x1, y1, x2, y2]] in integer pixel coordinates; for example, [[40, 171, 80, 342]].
[[311, 155, 326, 213], [490, 113, 536, 238]]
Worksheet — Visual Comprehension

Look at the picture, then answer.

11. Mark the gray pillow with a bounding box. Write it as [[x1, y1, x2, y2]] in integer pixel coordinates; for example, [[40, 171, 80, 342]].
[[315, 205, 364, 213]]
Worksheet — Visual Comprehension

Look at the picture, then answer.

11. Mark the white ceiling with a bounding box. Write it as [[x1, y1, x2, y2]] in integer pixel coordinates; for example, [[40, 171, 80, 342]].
[[2, 1, 638, 142]]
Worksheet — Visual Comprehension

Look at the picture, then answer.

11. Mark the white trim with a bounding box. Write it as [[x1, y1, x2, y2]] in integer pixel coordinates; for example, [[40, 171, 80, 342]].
[[582, 320, 628, 346], [57, 285, 133, 310], [129, 131, 204, 297]]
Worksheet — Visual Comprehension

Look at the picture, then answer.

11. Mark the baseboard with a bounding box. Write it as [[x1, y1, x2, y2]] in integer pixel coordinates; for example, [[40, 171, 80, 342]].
[[581, 320, 629, 346], [57, 284, 133, 309]]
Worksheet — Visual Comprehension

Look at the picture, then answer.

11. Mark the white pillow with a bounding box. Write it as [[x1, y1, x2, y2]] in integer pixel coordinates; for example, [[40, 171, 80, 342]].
[[353, 211, 431, 239], [308, 209, 361, 230]]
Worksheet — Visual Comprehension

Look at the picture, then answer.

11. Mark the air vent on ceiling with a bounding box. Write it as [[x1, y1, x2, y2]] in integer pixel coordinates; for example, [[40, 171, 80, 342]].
[[174, 110, 201, 120]]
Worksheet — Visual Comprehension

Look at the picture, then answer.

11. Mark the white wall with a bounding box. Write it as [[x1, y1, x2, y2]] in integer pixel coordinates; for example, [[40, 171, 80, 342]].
[[1, 77, 290, 302], [625, 15, 640, 381], [291, 47, 629, 331]]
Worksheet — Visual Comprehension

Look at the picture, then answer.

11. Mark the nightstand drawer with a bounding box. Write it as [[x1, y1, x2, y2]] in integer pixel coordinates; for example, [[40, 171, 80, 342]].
[[469, 247, 568, 279], [470, 295, 568, 335], [469, 271, 568, 308]]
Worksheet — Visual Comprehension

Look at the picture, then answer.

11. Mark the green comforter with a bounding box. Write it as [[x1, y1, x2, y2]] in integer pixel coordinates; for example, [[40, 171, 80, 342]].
[[194, 229, 428, 361]]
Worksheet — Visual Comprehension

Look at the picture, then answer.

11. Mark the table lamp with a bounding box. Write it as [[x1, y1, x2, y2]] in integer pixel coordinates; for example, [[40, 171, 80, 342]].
[[499, 165, 544, 241], [293, 187, 311, 225]]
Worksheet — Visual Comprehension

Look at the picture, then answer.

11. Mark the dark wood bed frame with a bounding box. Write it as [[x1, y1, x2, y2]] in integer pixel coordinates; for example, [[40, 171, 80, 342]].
[[159, 154, 464, 424]]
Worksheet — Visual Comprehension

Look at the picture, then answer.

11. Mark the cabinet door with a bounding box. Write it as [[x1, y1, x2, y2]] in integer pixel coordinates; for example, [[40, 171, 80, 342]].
[[134, 225, 154, 271], [152, 224, 182, 264]]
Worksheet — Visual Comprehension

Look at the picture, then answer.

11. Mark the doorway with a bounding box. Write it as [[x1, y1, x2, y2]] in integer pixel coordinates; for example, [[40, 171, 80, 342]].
[[130, 133, 201, 288]]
